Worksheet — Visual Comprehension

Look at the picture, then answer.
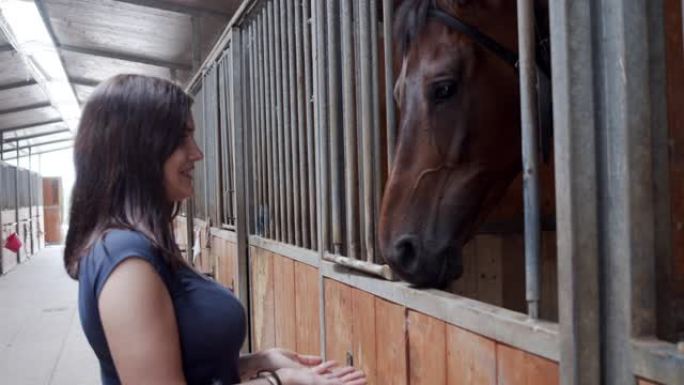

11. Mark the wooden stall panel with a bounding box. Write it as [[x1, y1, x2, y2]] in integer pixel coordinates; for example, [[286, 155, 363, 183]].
[[352, 288, 377, 385], [375, 298, 408, 385], [447, 325, 496, 385], [215, 237, 238, 289], [273, 254, 297, 351], [294, 262, 321, 355], [250, 246, 276, 351], [42, 177, 62, 245], [324, 278, 353, 364], [497, 344, 558, 385], [407, 310, 447, 385]]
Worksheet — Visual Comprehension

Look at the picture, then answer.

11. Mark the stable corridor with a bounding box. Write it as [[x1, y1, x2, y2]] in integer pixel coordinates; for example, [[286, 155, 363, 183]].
[[0, 246, 98, 385]]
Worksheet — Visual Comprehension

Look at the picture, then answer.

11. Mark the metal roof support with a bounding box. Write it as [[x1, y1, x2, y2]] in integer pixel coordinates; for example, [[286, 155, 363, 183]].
[[3, 145, 71, 161], [68, 77, 100, 88], [4, 137, 73, 153], [111, 0, 232, 17], [0, 80, 37, 92], [2, 128, 70, 143], [0, 102, 52, 116], [0, 43, 13, 52], [60, 44, 192, 71], [0, 118, 64, 133]]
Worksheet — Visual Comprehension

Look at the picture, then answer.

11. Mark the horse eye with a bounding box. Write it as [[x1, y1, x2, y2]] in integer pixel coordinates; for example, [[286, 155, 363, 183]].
[[430, 80, 458, 104]]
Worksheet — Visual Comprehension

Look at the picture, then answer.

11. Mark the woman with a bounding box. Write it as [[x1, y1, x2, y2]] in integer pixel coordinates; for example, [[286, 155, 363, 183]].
[[64, 74, 366, 385]]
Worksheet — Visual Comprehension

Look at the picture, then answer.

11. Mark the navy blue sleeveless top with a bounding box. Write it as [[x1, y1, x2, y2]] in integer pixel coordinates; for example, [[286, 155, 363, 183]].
[[78, 229, 246, 385]]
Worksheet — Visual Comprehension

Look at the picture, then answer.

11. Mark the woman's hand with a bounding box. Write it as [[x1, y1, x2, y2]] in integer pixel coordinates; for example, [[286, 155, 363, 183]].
[[276, 361, 366, 385], [262, 348, 322, 371]]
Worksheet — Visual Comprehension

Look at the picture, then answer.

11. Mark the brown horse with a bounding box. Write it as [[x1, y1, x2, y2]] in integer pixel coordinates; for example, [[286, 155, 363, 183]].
[[380, 0, 548, 287]]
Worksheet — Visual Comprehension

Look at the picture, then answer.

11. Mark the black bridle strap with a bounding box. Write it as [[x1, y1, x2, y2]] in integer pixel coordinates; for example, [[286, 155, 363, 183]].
[[428, 8, 519, 70]]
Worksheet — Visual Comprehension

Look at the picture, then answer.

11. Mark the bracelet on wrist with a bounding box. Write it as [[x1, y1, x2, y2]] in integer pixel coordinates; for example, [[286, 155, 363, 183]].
[[257, 370, 282, 385]]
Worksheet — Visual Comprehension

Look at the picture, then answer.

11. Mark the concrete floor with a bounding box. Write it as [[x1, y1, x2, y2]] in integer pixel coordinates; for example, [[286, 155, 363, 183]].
[[0, 246, 100, 385]]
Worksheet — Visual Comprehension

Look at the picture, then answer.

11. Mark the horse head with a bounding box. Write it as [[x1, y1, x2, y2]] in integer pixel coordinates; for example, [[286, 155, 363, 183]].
[[380, 0, 525, 287]]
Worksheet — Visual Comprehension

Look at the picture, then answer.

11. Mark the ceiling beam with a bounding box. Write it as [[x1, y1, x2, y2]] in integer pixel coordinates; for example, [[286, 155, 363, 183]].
[[2, 128, 70, 143], [3, 144, 72, 160], [0, 118, 64, 133], [0, 102, 52, 116], [0, 79, 38, 92], [69, 77, 100, 88], [60, 44, 191, 71], [112, 0, 232, 17], [0, 44, 14, 53], [3, 137, 73, 152]]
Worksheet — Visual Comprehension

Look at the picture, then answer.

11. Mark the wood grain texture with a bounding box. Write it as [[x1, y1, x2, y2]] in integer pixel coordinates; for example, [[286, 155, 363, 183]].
[[250, 247, 275, 351], [497, 344, 559, 385], [324, 278, 353, 363], [375, 298, 408, 385], [352, 288, 377, 385], [294, 261, 321, 355], [407, 310, 447, 385], [637, 379, 660, 385], [274, 254, 297, 351], [446, 325, 496, 385]]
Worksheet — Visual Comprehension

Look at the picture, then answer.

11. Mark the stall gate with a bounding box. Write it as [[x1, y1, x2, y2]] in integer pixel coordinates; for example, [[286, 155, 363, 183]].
[[177, 0, 684, 384], [0, 161, 45, 274]]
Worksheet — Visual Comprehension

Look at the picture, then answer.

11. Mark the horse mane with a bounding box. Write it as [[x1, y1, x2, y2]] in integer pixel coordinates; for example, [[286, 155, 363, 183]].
[[394, 0, 437, 59]]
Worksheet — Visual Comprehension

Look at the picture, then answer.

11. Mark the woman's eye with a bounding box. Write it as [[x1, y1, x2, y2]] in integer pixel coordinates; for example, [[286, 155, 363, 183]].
[[430, 80, 458, 104]]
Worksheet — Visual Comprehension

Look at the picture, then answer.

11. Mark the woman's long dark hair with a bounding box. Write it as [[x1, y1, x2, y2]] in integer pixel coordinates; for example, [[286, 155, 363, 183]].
[[64, 74, 192, 279]]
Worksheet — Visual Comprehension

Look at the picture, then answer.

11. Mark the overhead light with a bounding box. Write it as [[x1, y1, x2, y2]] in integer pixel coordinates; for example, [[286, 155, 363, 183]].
[[0, 0, 81, 132]]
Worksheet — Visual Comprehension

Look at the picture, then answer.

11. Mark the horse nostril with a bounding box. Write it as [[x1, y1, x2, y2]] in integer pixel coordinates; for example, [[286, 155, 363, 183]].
[[392, 234, 421, 273]]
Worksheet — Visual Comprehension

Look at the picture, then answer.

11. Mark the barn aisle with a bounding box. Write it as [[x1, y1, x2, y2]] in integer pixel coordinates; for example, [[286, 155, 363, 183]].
[[0, 246, 99, 385]]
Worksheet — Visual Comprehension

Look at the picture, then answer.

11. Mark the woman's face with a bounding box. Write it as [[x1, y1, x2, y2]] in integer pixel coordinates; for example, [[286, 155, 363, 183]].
[[164, 118, 204, 202]]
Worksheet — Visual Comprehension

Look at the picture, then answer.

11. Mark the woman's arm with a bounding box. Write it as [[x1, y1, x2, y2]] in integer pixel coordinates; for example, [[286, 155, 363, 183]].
[[99, 258, 187, 385]]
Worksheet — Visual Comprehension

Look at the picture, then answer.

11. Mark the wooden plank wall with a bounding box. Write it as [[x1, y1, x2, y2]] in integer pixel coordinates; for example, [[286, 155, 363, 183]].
[[250, 247, 321, 355], [42, 177, 62, 245], [322, 277, 559, 385]]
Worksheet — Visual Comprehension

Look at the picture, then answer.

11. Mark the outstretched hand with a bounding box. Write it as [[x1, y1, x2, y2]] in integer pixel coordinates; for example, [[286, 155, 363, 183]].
[[262, 348, 323, 371], [277, 360, 366, 385]]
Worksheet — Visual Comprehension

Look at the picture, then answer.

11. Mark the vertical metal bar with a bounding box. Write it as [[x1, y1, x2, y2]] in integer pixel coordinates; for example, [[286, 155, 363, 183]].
[[295, 0, 310, 249], [517, 0, 542, 320], [271, 1, 284, 242], [595, 0, 658, 383], [257, 15, 267, 238], [250, 23, 261, 236], [264, 8, 275, 239], [231, 26, 253, 353], [327, 0, 343, 255], [304, 0, 317, 250], [281, 0, 294, 245], [382, 0, 396, 170], [341, 0, 359, 259], [315, 0, 329, 253], [312, 0, 328, 359], [370, 0, 382, 264], [549, 0, 600, 383], [28, 147, 32, 256], [288, 0, 301, 247], [359, 0, 375, 262]]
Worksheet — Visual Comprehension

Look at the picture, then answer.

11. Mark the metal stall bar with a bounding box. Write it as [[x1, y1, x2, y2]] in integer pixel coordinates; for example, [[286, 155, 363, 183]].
[[370, 0, 383, 264], [327, 0, 343, 255], [230, 26, 253, 351], [341, 0, 359, 260], [314, 0, 329, 253], [304, 0, 317, 250], [249, 22, 260, 235], [295, 0, 310, 249], [595, 0, 665, 383], [28, 147, 32, 256], [288, 0, 301, 247], [264, 6, 276, 240], [257, 14, 268, 238], [383, 0, 396, 169], [281, 0, 294, 245], [269, 0, 283, 242], [517, 0, 542, 319], [275, 0, 286, 243], [358, 0, 375, 262], [549, 0, 600, 383]]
